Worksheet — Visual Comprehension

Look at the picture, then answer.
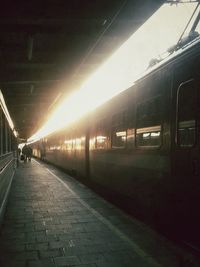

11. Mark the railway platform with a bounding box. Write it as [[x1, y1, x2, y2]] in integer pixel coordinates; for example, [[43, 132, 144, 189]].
[[0, 159, 199, 267]]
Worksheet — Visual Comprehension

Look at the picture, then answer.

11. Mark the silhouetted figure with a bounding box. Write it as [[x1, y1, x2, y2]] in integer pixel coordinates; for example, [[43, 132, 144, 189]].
[[27, 145, 33, 161], [22, 144, 32, 162]]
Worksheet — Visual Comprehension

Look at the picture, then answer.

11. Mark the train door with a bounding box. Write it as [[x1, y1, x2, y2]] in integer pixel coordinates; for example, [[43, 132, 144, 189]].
[[172, 78, 200, 242]]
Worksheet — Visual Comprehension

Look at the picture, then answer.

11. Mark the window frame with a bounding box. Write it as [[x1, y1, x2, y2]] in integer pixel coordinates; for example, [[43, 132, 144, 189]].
[[111, 127, 127, 149], [93, 118, 109, 150], [135, 95, 163, 149], [176, 79, 197, 148], [136, 125, 162, 148], [111, 111, 129, 149]]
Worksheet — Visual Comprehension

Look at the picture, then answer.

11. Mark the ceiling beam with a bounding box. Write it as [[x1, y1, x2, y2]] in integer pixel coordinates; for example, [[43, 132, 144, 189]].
[[0, 18, 105, 35], [0, 79, 61, 85]]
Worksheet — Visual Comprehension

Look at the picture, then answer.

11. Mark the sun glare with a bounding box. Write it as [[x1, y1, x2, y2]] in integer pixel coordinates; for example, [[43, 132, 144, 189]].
[[28, 1, 200, 143]]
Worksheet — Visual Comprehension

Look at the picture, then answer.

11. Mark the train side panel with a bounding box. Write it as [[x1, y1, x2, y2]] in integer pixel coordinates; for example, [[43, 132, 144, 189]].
[[34, 123, 89, 178], [89, 68, 172, 223], [32, 40, 200, 238], [169, 45, 200, 239]]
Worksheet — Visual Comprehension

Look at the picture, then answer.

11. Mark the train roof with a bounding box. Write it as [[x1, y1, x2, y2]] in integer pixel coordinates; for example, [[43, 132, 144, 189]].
[[134, 35, 200, 84]]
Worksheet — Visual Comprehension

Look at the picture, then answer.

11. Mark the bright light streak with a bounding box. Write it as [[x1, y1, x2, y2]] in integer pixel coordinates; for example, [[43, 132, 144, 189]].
[[13, 130, 18, 137], [28, 1, 199, 143], [18, 143, 25, 149], [0, 89, 18, 137]]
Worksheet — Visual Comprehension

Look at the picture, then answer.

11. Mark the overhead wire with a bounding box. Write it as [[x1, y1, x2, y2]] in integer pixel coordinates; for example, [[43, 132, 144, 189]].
[[71, 0, 128, 80]]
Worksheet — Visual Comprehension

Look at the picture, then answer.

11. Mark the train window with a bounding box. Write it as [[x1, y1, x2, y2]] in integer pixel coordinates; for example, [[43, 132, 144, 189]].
[[177, 81, 196, 147], [96, 135, 108, 149], [48, 135, 62, 151], [178, 121, 195, 147], [63, 139, 73, 150], [136, 96, 161, 128], [112, 129, 126, 148], [136, 125, 161, 147], [136, 96, 162, 147], [112, 110, 129, 126], [111, 111, 128, 148], [94, 119, 109, 149], [75, 137, 85, 150]]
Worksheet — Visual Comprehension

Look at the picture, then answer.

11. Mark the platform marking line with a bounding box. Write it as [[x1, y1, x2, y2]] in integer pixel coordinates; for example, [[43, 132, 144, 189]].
[[33, 159, 162, 267]]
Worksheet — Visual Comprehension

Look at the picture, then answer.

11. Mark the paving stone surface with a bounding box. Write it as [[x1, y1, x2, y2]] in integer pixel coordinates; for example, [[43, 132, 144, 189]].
[[0, 159, 199, 267]]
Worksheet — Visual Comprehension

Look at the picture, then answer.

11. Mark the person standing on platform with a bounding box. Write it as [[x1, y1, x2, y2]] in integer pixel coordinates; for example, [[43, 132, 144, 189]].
[[27, 145, 33, 161], [22, 144, 32, 162]]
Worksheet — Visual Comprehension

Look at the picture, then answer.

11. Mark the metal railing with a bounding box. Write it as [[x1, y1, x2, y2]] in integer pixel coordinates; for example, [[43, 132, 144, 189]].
[[0, 152, 16, 224]]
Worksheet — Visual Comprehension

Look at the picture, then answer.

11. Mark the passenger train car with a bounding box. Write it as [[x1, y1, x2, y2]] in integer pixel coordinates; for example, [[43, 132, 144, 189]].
[[0, 91, 17, 223], [33, 36, 200, 242]]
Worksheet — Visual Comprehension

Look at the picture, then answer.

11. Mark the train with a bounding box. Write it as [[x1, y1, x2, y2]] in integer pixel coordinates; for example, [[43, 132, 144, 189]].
[[33, 34, 200, 243], [0, 91, 17, 224]]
